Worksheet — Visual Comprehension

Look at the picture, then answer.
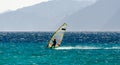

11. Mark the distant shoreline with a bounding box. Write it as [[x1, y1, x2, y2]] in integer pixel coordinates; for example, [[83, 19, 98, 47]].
[[0, 31, 119, 33]]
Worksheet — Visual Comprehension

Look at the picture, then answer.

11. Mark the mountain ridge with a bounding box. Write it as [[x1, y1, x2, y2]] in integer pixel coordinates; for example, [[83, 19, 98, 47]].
[[63, 0, 120, 31]]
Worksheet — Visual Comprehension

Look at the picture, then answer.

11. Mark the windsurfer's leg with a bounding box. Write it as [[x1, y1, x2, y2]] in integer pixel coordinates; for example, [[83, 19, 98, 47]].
[[51, 44, 54, 48], [52, 44, 55, 48]]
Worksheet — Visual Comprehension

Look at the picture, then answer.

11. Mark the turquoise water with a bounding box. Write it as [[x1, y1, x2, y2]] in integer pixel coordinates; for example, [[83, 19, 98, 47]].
[[0, 32, 120, 65]]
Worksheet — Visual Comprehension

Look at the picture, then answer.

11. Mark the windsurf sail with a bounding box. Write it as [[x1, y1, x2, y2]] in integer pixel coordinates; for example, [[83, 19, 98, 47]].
[[47, 23, 67, 48]]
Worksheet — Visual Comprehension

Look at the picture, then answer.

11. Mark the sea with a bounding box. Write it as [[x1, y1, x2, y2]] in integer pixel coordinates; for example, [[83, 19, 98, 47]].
[[0, 32, 120, 65]]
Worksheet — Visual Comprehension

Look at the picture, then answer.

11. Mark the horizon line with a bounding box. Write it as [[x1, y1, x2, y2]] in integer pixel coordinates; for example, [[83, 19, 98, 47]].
[[0, 30, 119, 32]]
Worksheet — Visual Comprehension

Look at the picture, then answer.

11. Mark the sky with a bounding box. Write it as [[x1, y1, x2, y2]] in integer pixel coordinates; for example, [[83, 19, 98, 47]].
[[0, 0, 49, 13]]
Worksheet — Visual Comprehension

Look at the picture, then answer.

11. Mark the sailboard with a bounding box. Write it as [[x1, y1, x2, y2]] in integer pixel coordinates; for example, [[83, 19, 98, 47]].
[[47, 23, 67, 48]]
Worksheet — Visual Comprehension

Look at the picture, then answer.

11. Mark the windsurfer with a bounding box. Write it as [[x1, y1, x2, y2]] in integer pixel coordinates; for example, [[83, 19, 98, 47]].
[[51, 39, 57, 48]]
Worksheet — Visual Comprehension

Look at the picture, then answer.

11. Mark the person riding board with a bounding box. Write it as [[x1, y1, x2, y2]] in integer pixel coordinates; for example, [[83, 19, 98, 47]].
[[51, 39, 57, 48]]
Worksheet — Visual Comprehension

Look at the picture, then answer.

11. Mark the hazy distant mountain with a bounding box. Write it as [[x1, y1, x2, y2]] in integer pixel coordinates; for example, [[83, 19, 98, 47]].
[[104, 8, 120, 31], [0, 0, 94, 31], [63, 0, 120, 31]]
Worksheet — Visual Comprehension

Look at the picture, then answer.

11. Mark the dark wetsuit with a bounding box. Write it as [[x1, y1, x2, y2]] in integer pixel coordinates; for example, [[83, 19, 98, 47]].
[[52, 39, 57, 48]]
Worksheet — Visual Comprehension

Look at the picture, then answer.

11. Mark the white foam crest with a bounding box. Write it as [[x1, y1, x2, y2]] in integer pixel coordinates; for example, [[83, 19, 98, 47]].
[[55, 46, 101, 50], [55, 46, 120, 50], [104, 47, 120, 49]]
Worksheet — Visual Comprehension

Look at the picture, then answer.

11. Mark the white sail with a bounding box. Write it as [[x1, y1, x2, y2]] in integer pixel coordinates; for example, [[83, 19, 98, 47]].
[[47, 23, 67, 48]]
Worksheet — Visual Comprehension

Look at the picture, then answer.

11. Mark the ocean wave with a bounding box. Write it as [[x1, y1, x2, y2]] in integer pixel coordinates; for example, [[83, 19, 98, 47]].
[[0, 32, 119, 43], [55, 46, 100, 50], [55, 46, 120, 50], [104, 47, 120, 49]]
